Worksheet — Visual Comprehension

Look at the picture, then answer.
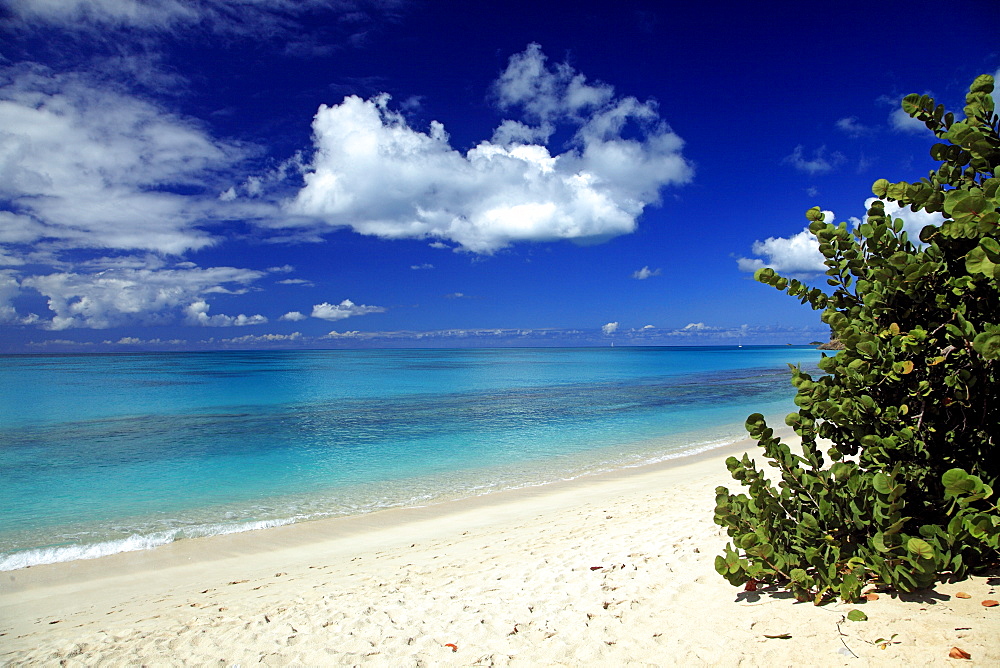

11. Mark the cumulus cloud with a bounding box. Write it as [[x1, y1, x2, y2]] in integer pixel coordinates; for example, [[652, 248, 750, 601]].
[[736, 228, 827, 274], [286, 44, 692, 253], [0, 66, 247, 259], [185, 300, 267, 327], [783, 145, 845, 174], [18, 263, 265, 329], [632, 265, 661, 280], [738, 201, 946, 275], [279, 311, 307, 321], [0, 270, 37, 323], [601, 321, 619, 335], [311, 299, 386, 321], [856, 197, 945, 241]]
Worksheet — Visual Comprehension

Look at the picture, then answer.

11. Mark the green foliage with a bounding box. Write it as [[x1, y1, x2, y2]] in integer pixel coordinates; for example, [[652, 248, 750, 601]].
[[714, 75, 1000, 602]]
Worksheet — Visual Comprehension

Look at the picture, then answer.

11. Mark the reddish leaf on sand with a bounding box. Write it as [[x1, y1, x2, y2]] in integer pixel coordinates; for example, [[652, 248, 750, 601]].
[[955, 592, 971, 599], [590, 566, 603, 571], [744, 579, 757, 592], [949, 647, 971, 659], [865, 592, 879, 601], [444, 643, 458, 652], [982, 600, 999, 607]]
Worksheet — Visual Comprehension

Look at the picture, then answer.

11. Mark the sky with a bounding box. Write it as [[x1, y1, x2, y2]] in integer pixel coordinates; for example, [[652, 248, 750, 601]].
[[1, 0, 997, 352]]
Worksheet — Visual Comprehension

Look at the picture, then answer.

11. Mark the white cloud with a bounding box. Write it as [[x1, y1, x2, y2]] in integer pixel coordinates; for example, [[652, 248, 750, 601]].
[[411, 263, 434, 270], [101, 336, 186, 346], [18, 263, 265, 329], [858, 197, 945, 241], [0, 270, 36, 323], [835, 117, 875, 137], [279, 311, 307, 321], [632, 265, 661, 280], [738, 201, 946, 275], [682, 322, 709, 331], [311, 299, 386, 321], [185, 300, 267, 327], [783, 145, 845, 174], [219, 332, 303, 344], [286, 45, 692, 253], [737, 210, 835, 274], [4, 0, 402, 39], [492, 43, 614, 138], [736, 227, 826, 274], [887, 100, 928, 133], [0, 66, 246, 258], [993, 68, 1000, 109], [601, 321, 619, 335], [277, 278, 313, 286], [324, 330, 362, 338], [888, 106, 927, 133]]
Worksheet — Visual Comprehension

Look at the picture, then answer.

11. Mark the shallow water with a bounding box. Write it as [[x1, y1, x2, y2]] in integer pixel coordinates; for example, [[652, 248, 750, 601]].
[[0, 346, 824, 570]]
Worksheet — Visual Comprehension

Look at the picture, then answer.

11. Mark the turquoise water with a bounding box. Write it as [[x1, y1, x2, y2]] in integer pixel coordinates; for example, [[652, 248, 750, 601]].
[[0, 346, 823, 570]]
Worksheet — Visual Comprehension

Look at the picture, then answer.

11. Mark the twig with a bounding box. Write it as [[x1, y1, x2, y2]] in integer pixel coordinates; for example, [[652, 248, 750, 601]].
[[835, 617, 859, 659]]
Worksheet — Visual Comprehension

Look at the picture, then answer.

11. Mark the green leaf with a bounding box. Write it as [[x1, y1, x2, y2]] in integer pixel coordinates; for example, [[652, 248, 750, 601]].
[[846, 609, 868, 622], [872, 532, 891, 553], [966, 244, 1000, 277], [872, 472, 891, 494], [970, 74, 995, 95], [973, 330, 1000, 360], [906, 537, 934, 560], [942, 468, 974, 497]]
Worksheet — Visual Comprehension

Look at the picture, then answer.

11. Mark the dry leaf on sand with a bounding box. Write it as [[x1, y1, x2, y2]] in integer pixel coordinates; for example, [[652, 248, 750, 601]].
[[949, 646, 971, 659]]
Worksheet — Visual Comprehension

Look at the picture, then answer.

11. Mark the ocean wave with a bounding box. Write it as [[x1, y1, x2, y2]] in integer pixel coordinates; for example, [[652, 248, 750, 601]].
[[0, 517, 296, 572]]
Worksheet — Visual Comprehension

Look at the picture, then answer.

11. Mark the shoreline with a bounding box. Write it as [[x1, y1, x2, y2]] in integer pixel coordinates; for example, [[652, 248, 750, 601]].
[[3, 433, 997, 666], [3, 435, 758, 593], [0, 421, 762, 573]]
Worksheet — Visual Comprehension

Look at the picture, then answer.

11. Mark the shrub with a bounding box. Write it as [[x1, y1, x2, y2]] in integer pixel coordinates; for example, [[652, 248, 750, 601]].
[[713, 75, 1000, 603]]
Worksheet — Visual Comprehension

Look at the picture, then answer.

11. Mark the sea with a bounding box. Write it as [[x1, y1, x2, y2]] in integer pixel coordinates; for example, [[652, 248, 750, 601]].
[[0, 346, 824, 571]]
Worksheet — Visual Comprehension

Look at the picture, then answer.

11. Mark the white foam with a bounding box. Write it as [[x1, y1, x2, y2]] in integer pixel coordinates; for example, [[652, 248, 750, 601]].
[[0, 517, 296, 572]]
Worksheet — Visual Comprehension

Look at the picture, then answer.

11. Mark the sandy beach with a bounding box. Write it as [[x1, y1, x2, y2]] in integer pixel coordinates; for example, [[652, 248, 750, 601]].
[[2, 438, 997, 667]]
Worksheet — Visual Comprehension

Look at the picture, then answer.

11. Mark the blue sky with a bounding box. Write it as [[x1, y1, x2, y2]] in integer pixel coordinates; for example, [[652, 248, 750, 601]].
[[1, 0, 997, 352]]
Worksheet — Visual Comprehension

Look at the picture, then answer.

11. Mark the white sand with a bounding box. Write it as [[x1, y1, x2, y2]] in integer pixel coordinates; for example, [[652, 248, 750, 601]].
[[1, 438, 997, 666]]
